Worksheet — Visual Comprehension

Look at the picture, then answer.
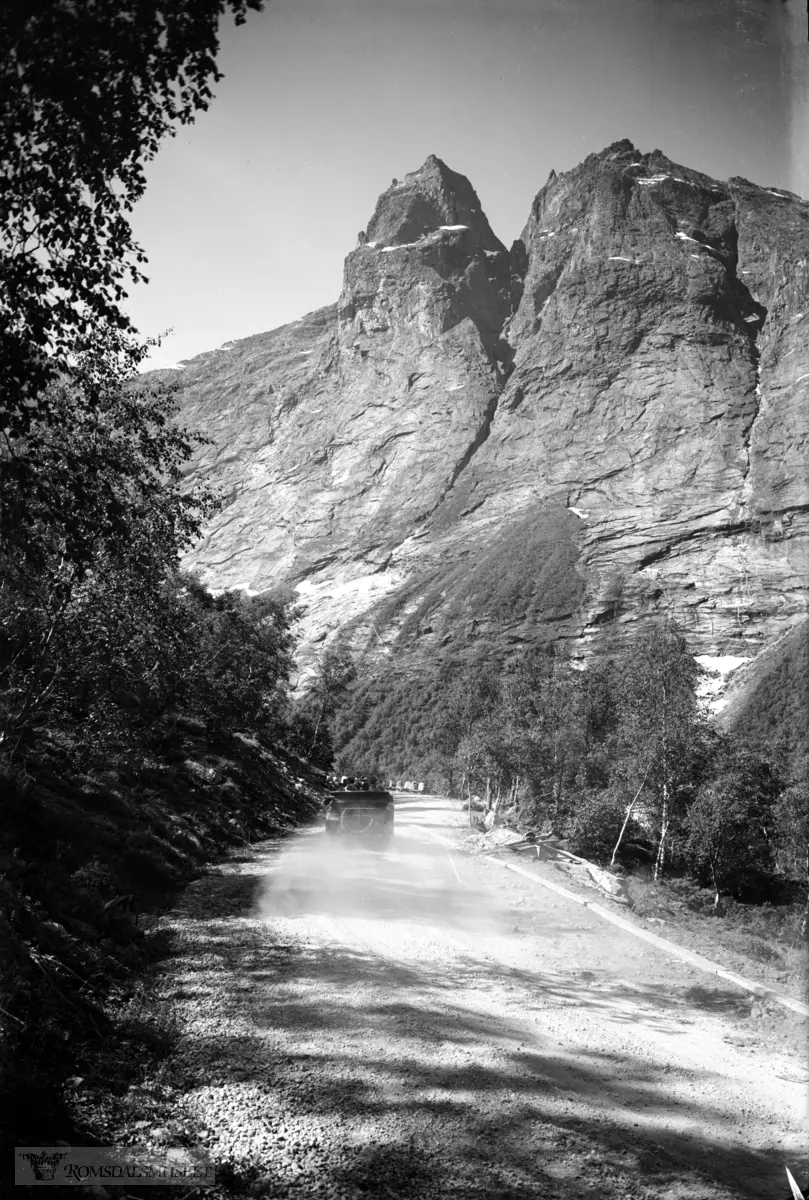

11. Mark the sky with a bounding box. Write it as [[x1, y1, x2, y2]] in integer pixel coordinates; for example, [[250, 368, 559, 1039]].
[[127, 0, 809, 370]]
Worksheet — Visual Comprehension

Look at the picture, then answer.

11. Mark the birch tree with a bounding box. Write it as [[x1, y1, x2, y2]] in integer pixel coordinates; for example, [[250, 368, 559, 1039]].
[[615, 621, 705, 880]]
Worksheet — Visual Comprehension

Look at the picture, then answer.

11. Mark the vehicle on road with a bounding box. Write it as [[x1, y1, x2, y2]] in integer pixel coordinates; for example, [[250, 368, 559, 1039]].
[[323, 790, 394, 845]]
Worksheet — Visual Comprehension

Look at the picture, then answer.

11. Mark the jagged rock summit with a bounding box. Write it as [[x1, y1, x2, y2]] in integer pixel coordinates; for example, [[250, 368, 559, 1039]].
[[363, 155, 505, 253], [164, 141, 809, 693]]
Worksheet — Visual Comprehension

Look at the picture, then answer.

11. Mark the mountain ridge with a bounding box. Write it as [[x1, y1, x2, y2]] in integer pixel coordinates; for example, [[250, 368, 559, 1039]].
[[157, 142, 809, 707]]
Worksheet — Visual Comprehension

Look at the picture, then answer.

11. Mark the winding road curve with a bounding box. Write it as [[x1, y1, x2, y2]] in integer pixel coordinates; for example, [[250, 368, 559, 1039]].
[[159, 795, 808, 1200]]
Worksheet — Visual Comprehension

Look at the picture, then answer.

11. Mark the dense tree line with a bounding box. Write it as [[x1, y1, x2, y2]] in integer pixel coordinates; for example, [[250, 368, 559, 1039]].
[[0, 327, 313, 1152], [0, 333, 296, 763], [728, 619, 809, 761], [0, 0, 307, 772], [333, 624, 809, 919], [286, 645, 358, 770]]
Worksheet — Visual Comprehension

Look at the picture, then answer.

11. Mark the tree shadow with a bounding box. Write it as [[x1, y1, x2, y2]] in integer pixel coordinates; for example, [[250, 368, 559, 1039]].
[[163, 918, 806, 1199], [679, 984, 750, 1017], [155, 834, 808, 1199]]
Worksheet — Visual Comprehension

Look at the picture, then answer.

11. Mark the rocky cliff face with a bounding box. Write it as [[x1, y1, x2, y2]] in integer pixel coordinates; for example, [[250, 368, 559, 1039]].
[[164, 142, 809, 687], [437, 143, 809, 658]]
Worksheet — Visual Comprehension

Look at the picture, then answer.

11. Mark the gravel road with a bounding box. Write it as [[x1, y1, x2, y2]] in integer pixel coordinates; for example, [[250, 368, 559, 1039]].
[[157, 795, 808, 1200]]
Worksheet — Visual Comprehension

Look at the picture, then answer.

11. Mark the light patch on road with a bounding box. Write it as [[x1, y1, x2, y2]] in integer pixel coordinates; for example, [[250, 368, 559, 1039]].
[[256, 805, 507, 944]]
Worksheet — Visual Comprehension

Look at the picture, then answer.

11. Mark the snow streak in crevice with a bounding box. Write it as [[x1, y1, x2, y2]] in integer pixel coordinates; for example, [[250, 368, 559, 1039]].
[[724, 213, 767, 503]]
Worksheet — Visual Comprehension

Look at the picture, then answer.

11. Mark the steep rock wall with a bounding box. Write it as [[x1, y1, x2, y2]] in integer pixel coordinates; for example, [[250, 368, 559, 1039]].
[[426, 141, 809, 655], [168, 156, 512, 619], [165, 144, 809, 679]]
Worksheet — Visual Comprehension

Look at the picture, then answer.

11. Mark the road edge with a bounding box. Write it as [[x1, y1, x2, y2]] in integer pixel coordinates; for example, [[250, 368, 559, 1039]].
[[413, 824, 809, 1019]]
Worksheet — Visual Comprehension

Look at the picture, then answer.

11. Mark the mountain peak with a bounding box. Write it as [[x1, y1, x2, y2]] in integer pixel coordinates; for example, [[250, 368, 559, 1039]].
[[602, 138, 637, 156], [364, 155, 504, 252], [170, 143, 809, 714]]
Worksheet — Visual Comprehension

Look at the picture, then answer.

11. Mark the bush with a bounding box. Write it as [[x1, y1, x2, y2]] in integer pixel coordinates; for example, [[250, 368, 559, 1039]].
[[567, 788, 629, 860], [685, 741, 781, 905]]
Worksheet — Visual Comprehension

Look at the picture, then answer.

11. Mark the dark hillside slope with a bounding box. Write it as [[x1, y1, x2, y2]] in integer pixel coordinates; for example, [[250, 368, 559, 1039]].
[[364, 504, 586, 656], [719, 618, 809, 760], [329, 505, 589, 784], [0, 724, 320, 1162]]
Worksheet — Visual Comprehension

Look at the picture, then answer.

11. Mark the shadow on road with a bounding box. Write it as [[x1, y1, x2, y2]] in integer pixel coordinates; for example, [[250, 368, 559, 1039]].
[[160, 829, 809, 1200]]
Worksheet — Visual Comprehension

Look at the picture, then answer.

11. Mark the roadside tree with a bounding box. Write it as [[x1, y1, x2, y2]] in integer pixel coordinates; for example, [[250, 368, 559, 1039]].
[[292, 644, 357, 767], [170, 580, 295, 741], [1, 0, 263, 431], [613, 621, 706, 880], [433, 662, 501, 796], [0, 334, 216, 755], [685, 739, 782, 910], [499, 651, 583, 828], [774, 756, 809, 936]]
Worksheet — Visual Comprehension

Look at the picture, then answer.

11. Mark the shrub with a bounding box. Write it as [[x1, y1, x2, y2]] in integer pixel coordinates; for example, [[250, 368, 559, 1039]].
[[567, 788, 629, 860]]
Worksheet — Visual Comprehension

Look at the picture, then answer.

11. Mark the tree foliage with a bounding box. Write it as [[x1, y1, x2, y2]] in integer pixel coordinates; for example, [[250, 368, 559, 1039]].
[[1, 331, 204, 746], [686, 739, 782, 908], [167, 579, 295, 740], [331, 620, 809, 908], [1, 0, 263, 426], [498, 651, 584, 825], [437, 661, 500, 743], [288, 645, 357, 770], [0, 0, 325, 1156], [730, 619, 809, 762], [774, 757, 809, 885], [1, 331, 213, 567], [611, 621, 708, 878], [0, 331, 295, 757]]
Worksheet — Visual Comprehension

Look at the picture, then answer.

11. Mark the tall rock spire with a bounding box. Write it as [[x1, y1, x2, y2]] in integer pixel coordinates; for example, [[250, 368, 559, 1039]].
[[363, 154, 505, 253]]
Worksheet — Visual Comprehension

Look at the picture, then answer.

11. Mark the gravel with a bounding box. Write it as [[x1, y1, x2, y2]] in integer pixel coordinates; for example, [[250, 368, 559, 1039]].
[[147, 801, 808, 1200]]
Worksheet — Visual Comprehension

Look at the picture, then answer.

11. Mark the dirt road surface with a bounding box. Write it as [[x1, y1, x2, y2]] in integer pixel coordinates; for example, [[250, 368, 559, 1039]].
[[158, 795, 808, 1200]]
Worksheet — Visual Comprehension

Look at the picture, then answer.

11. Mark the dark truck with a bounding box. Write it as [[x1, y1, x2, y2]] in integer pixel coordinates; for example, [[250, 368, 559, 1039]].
[[323, 790, 394, 844]]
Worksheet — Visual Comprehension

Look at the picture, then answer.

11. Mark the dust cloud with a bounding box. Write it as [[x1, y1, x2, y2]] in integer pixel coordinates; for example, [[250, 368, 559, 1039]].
[[255, 799, 510, 940]]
